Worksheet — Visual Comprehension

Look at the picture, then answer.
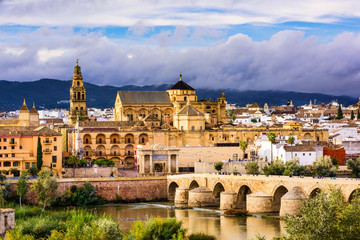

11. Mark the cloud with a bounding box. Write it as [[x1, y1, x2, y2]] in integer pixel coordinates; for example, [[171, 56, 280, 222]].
[[0, 28, 360, 97], [128, 21, 150, 36], [1, 0, 360, 27]]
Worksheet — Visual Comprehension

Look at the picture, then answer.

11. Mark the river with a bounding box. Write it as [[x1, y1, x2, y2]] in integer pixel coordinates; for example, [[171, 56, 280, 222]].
[[96, 203, 283, 240]]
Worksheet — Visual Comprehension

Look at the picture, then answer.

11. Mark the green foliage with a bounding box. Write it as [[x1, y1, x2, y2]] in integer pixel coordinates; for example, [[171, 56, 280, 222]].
[[79, 159, 87, 165], [214, 162, 223, 172], [10, 168, 20, 177], [245, 161, 260, 174], [263, 158, 285, 175], [347, 158, 360, 178], [284, 188, 360, 240], [17, 171, 29, 208], [5, 208, 123, 240], [91, 158, 115, 166], [31, 168, 58, 217], [223, 208, 247, 216], [287, 136, 295, 145], [312, 156, 337, 177], [188, 233, 217, 240], [267, 132, 276, 144], [351, 110, 355, 120], [55, 182, 103, 206], [251, 118, 257, 123], [239, 140, 248, 157], [36, 136, 43, 171], [336, 104, 344, 119], [358, 110, 360, 120], [27, 167, 38, 178], [66, 155, 80, 166], [332, 155, 339, 166], [283, 158, 311, 176], [123, 218, 186, 240]]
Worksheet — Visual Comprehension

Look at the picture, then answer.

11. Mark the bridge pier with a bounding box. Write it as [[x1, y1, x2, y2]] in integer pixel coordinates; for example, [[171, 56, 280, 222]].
[[188, 186, 217, 207], [246, 192, 273, 213], [280, 186, 306, 217], [174, 187, 189, 208], [220, 190, 237, 210]]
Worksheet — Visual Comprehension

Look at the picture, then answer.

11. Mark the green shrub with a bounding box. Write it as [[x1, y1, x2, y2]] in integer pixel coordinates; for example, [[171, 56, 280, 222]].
[[263, 158, 285, 175], [55, 182, 102, 206], [223, 208, 247, 216], [245, 161, 260, 174], [92, 159, 115, 166], [189, 233, 217, 240], [124, 218, 186, 240]]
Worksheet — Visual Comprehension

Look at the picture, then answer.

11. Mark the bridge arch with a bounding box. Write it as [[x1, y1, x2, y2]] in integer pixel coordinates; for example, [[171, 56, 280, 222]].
[[272, 185, 289, 212], [308, 187, 324, 199], [348, 188, 360, 202], [237, 185, 252, 209], [189, 180, 200, 190], [213, 182, 225, 198], [168, 182, 179, 201]]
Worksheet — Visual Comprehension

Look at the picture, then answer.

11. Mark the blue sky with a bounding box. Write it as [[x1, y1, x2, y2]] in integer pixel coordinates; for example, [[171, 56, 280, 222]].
[[0, 0, 360, 96]]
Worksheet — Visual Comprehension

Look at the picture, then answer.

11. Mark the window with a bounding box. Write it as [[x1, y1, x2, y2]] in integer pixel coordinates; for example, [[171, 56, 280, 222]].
[[31, 162, 35, 167], [303, 153, 305, 156], [54, 137, 57, 142], [3, 138, 6, 142], [295, 153, 297, 156], [85, 139, 89, 144], [184, 97, 187, 101], [52, 156, 57, 163], [11, 146, 14, 150], [99, 138, 102, 144], [0, 154, 2, 157], [53, 164, 56, 168], [4, 162, 10, 167], [54, 146, 57, 151], [212, 137, 214, 141], [77, 81, 79, 86], [10, 138, 15, 144], [181, 126, 184, 131], [128, 151, 131, 155], [76, 107, 78, 110], [0, 146, 2, 150], [141, 138, 145, 144], [200, 126, 203, 131], [13, 162, 19, 167], [11, 154, 15, 157], [191, 126, 195, 131], [0, 162, 1, 167], [309, 153, 311, 156], [20, 146, 22, 149], [113, 138, 116, 143], [4, 154, 8, 158], [26, 163, 30, 169], [3, 146, 6, 150], [80, 107, 83, 110]]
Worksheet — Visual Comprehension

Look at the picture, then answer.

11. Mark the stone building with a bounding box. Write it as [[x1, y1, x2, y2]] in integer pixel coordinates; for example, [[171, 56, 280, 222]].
[[0, 209, 15, 237], [68, 60, 88, 123], [0, 99, 39, 127], [114, 74, 227, 125]]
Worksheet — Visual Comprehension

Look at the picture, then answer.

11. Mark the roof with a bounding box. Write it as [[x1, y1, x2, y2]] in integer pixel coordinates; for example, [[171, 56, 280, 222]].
[[81, 128, 119, 132], [284, 121, 301, 126], [284, 145, 315, 152], [248, 102, 260, 108], [168, 76, 195, 91], [80, 121, 140, 128], [177, 105, 204, 116], [144, 114, 160, 122], [19, 105, 29, 112], [116, 91, 172, 104], [0, 126, 61, 137]]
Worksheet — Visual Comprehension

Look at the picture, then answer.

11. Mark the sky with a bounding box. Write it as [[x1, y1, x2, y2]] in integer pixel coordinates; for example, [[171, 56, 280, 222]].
[[1, 0, 360, 96]]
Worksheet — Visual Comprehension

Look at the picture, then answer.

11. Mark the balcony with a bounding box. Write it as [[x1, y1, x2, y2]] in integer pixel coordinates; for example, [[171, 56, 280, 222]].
[[96, 140, 106, 144], [84, 140, 92, 145], [110, 153, 120, 156], [95, 152, 106, 156], [43, 149, 52, 154], [43, 140, 52, 144], [9, 141, 17, 145], [125, 152, 134, 157], [111, 141, 120, 144]]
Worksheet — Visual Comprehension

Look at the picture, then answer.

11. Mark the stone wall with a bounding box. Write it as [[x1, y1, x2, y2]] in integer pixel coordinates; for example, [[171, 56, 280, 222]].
[[178, 146, 242, 168], [0, 209, 15, 237], [194, 161, 267, 174], [9, 177, 167, 204], [63, 165, 116, 178]]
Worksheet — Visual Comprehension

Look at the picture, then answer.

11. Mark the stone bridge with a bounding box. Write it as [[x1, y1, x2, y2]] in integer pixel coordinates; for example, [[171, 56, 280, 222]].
[[167, 174, 360, 216]]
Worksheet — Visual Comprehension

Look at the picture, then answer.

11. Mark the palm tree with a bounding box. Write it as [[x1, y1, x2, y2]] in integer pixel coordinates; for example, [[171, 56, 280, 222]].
[[287, 136, 295, 159], [267, 133, 276, 164], [239, 140, 248, 160], [66, 155, 80, 177]]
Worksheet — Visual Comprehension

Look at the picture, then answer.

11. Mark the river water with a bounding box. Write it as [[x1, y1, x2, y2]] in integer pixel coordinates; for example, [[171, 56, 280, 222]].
[[96, 203, 283, 240]]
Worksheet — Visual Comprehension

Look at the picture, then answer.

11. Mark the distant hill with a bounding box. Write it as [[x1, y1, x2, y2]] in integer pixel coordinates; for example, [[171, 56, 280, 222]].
[[0, 78, 356, 111]]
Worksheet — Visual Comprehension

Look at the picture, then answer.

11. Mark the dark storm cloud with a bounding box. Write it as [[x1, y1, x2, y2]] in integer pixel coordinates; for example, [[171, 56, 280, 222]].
[[0, 29, 360, 96]]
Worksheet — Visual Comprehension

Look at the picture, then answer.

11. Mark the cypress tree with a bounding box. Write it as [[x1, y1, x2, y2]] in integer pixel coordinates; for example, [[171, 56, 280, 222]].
[[357, 110, 360, 120], [36, 136, 43, 171], [336, 105, 343, 119], [351, 110, 355, 120]]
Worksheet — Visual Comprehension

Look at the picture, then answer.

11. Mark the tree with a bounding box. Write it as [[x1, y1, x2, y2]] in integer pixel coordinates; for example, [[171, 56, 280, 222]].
[[36, 136, 43, 171], [312, 155, 337, 177], [357, 110, 360, 120], [31, 168, 58, 217], [284, 188, 360, 240], [283, 158, 311, 176], [0, 172, 6, 208], [214, 162, 223, 172], [10, 168, 20, 177], [17, 170, 29, 208], [251, 118, 257, 123], [267, 132, 276, 163], [263, 158, 285, 175], [336, 105, 343, 119], [66, 155, 80, 177], [239, 140, 248, 159], [347, 159, 360, 178], [287, 136, 295, 159], [245, 161, 260, 174], [351, 110, 355, 120], [28, 167, 38, 178]]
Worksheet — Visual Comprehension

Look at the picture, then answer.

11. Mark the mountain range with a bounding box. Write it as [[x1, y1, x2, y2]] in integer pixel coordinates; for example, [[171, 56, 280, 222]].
[[0, 78, 357, 111]]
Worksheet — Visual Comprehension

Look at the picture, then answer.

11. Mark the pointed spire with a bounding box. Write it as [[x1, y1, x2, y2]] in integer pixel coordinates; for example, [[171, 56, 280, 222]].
[[73, 59, 82, 78], [20, 98, 29, 111], [179, 73, 182, 81], [30, 101, 38, 113]]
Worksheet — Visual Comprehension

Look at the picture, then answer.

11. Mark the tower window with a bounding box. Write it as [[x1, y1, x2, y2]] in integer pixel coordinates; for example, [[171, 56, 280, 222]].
[[184, 97, 187, 101], [82, 93, 84, 100], [77, 92, 80, 99], [73, 93, 76, 99], [77, 81, 79, 86]]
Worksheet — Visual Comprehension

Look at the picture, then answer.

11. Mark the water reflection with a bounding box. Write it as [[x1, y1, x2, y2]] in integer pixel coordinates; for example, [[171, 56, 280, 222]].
[[96, 203, 282, 240]]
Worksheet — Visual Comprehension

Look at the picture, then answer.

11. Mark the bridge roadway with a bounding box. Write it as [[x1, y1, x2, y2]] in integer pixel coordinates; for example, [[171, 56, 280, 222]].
[[167, 174, 360, 214]]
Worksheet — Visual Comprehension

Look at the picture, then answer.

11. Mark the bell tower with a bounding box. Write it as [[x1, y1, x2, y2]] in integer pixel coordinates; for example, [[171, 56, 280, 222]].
[[68, 60, 88, 124]]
